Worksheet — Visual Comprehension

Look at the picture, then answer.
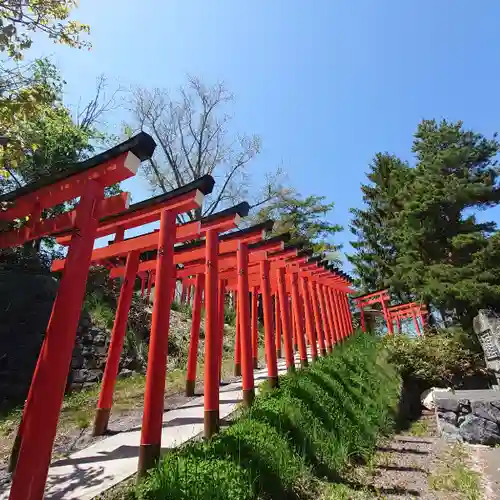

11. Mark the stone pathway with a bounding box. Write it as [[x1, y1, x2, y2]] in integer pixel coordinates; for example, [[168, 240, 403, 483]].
[[0, 358, 297, 500]]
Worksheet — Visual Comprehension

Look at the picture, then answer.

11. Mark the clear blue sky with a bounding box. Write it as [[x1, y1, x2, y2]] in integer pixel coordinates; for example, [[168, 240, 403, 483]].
[[27, 1, 500, 269]]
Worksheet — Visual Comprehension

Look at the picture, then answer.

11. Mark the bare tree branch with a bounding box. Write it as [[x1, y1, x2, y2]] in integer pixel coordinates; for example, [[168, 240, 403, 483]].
[[127, 75, 282, 218], [77, 75, 123, 132]]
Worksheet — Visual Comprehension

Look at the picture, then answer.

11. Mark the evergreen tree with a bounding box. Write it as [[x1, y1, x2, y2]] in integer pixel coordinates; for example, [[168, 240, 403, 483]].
[[348, 153, 412, 295], [350, 119, 500, 328], [254, 191, 343, 259], [393, 119, 500, 325]]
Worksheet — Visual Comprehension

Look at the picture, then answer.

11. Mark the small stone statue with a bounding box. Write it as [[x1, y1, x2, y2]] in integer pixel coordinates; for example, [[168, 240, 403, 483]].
[[473, 309, 500, 390]]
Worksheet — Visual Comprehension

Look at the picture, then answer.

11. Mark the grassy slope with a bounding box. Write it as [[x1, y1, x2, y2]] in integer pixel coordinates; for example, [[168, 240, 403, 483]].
[[130, 333, 401, 500]]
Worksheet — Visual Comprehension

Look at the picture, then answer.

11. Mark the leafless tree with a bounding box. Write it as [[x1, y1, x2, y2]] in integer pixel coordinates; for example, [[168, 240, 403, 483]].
[[127, 76, 284, 220], [76, 74, 123, 134]]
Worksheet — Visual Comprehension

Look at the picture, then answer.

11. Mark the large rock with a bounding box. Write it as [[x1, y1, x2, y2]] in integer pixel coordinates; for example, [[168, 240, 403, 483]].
[[439, 421, 463, 442], [438, 411, 458, 426], [458, 414, 500, 445], [470, 400, 500, 423]]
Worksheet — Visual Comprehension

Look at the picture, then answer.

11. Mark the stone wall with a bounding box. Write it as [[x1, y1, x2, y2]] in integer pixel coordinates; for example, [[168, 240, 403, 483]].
[[69, 312, 145, 390], [436, 394, 500, 445], [0, 270, 58, 411], [0, 268, 147, 409]]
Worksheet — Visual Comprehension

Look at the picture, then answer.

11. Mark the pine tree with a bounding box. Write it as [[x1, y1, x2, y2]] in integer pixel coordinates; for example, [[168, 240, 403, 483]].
[[254, 191, 343, 258], [348, 153, 412, 295], [393, 119, 500, 325], [350, 119, 500, 328]]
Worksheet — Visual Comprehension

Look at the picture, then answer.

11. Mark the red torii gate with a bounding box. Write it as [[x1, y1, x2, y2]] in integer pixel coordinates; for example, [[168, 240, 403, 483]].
[[353, 288, 393, 335], [388, 302, 428, 336], [175, 236, 293, 396], [52, 204, 254, 476], [9, 173, 229, 493], [0, 133, 157, 500]]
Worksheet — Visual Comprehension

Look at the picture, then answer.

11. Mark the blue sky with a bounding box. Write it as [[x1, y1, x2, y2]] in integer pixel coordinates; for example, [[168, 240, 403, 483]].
[[27, 1, 500, 269]]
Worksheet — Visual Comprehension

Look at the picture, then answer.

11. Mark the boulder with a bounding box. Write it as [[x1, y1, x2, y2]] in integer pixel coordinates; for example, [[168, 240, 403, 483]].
[[458, 414, 500, 445], [438, 411, 458, 426], [470, 400, 500, 423], [439, 421, 463, 442], [118, 369, 134, 378]]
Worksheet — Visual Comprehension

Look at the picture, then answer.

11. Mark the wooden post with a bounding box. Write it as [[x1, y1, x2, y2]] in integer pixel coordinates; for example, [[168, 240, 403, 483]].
[[274, 293, 282, 358], [277, 267, 295, 373], [251, 287, 259, 369], [382, 299, 393, 335], [218, 279, 227, 380], [341, 293, 353, 336], [290, 272, 308, 368], [10, 181, 104, 500], [186, 273, 204, 396], [290, 296, 298, 352], [138, 209, 176, 477], [332, 290, 345, 340], [234, 291, 241, 376], [203, 229, 220, 438], [318, 284, 333, 352], [260, 260, 278, 387], [300, 276, 317, 361], [325, 286, 338, 346], [311, 282, 327, 356], [238, 242, 254, 407], [94, 250, 140, 436]]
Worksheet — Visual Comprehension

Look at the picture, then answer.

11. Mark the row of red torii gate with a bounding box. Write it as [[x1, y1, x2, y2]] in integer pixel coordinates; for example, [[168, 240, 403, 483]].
[[0, 133, 356, 500], [354, 289, 428, 336]]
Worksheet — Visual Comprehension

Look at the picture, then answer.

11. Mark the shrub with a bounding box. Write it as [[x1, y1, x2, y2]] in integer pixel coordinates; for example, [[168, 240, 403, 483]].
[[224, 304, 237, 327], [134, 333, 401, 500], [383, 327, 487, 388]]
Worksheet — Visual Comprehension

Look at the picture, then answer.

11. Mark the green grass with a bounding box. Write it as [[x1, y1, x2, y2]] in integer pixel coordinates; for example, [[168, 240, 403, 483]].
[[406, 419, 430, 437], [132, 333, 401, 500], [429, 444, 482, 500], [320, 483, 373, 500]]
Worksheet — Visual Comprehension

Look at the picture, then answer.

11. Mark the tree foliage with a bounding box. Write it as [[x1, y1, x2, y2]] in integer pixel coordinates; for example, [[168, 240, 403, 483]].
[[349, 153, 411, 295], [0, 59, 117, 264], [349, 119, 500, 328], [0, 58, 99, 191], [0, 0, 90, 60], [127, 76, 283, 220], [253, 190, 343, 258]]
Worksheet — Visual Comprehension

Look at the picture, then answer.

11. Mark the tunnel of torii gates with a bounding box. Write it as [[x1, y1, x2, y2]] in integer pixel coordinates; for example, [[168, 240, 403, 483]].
[[354, 289, 427, 336], [0, 133, 355, 500]]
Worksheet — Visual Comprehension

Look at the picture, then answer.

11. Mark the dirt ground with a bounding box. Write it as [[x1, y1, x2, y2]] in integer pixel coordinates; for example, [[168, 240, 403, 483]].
[[326, 411, 500, 500]]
